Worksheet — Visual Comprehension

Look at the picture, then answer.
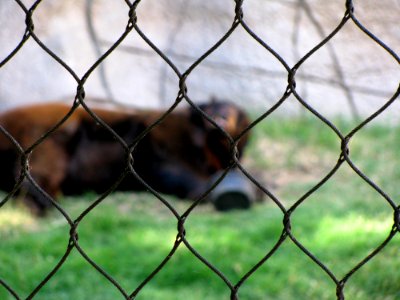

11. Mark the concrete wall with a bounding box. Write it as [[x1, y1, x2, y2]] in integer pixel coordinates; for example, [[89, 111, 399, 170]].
[[0, 0, 399, 121]]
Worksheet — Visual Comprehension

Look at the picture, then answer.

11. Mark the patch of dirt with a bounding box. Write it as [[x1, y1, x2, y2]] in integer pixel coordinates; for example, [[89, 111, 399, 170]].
[[242, 137, 338, 198]]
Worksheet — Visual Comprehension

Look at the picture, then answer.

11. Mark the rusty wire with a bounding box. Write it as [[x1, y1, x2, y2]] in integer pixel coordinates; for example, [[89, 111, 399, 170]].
[[0, 0, 399, 299]]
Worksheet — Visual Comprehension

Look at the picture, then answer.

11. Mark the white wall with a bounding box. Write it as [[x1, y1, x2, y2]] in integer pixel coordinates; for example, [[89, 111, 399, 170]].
[[0, 0, 399, 121]]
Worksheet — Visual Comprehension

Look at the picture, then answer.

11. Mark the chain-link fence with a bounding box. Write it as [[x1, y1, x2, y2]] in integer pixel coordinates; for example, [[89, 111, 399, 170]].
[[0, 0, 399, 299]]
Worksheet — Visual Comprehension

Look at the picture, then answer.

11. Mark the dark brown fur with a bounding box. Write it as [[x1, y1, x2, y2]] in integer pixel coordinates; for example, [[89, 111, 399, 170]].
[[0, 100, 250, 214]]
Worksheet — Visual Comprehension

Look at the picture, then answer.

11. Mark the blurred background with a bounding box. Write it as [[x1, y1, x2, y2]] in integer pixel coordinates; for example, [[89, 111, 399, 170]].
[[0, 0, 399, 120]]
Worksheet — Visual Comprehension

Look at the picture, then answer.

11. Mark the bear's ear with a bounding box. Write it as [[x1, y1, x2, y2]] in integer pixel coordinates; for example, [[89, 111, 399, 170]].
[[190, 100, 220, 129]]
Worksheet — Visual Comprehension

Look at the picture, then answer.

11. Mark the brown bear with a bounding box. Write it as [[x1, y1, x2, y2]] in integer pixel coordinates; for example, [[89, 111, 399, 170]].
[[0, 100, 251, 214]]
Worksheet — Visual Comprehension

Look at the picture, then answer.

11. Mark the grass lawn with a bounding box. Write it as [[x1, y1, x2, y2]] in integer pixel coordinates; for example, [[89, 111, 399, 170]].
[[1, 115, 399, 299]]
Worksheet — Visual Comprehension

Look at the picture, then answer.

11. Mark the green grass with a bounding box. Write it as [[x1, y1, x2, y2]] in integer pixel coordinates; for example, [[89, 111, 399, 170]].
[[1, 116, 399, 300]]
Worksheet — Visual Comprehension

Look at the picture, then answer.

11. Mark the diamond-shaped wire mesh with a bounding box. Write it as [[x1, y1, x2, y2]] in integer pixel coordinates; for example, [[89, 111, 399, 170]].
[[0, 0, 399, 299]]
